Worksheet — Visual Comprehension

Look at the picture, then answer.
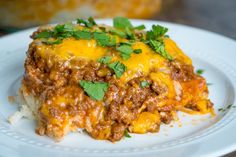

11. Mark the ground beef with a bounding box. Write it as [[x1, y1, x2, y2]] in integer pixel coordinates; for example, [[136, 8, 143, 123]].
[[185, 103, 200, 111], [170, 60, 195, 81], [160, 111, 173, 124], [109, 123, 126, 142]]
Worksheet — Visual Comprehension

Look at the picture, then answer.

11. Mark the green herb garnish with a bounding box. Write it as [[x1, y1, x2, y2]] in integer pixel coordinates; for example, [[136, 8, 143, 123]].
[[145, 25, 172, 60], [79, 80, 109, 101], [113, 17, 133, 30], [77, 17, 97, 28], [227, 104, 233, 109], [107, 36, 117, 46], [34, 31, 53, 39], [54, 23, 75, 38], [134, 24, 145, 30], [97, 56, 112, 64], [112, 17, 137, 40], [117, 45, 133, 60], [196, 69, 204, 75], [140, 81, 150, 88], [93, 32, 116, 47], [34, 17, 173, 61], [133, 49, 142, 54], [93, 32, 109, 45], [125, 27, 135, 40], [88, 17, 97, 26], [54, 23, 74, 33], [108, 61, 127, 78], [42, 38, 62, 45], [120, 41, 133, 46], [146, 25, 168, 40], [124, 129, 131, 138], [148, 40, 173, 60], [73, 30, 91, 40], [218, 104, 235, 112], [164, 35, 170, 38], [110, 29, 127, 38]]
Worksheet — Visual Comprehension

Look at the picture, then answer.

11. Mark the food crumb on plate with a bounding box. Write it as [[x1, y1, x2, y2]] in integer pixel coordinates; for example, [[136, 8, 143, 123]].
[[8, 96, 16, 104]]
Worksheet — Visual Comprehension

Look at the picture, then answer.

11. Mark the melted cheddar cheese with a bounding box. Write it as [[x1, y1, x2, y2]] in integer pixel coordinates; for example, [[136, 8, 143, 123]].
[[129, 112, 161, 133], [35, 37, 191, 83], [36, 38, 107, 60]]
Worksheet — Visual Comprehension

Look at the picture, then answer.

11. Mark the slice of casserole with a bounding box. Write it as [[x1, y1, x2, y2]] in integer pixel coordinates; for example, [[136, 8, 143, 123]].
[[12, 17, 214, 142]]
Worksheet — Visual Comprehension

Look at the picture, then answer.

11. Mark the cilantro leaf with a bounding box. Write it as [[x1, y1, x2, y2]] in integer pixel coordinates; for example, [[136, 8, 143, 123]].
[[164, 35, 170, 38], [54, 23, 75, 38], [117, 45, 133, 60], [93, 32, 110, 46], [110, 29, 127, 38], [125, 27, 135, 40], [77, 18, 88, 25], [42, 38, 62, 45], [134, 24, 145, 30], [124, 129, 131, 138], [98, 26, 106, 32], [196, 69, 204, 75], [148, 40, 173, 60], [93, 32, 116, 47], [34, 31, 53, 39], [107, 36, 117, 46], [120, 41, 133, 46], [112, 17, 135, 39], [227, 104, 233, 109], [77, 17, 96, 28], [218, 104, 235, 112], [147, 25, 168, 40], [133, 49, 142, 54], [140, 81, 149, 88], [88, 17, 97, 26], [54, 23, 74, 33], [108, 61, 127, 78], [97, 56, 112, 64], [73, 30, 91, 40], [113, 17, 133, 30], [79, 80, 109, 101]]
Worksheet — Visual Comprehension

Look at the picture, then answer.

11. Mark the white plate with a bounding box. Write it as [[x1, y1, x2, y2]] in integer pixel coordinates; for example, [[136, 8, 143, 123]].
[[0, 19, 236, 157]]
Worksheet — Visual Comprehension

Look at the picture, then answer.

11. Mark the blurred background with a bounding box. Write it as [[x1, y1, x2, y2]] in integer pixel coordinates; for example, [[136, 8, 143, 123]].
[[0, 0, 235, 40]]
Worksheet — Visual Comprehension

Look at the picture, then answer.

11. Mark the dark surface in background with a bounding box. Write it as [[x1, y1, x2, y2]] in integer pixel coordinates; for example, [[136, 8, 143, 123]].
[[0, 0, 235, 156], [156, 0, 236, 40]]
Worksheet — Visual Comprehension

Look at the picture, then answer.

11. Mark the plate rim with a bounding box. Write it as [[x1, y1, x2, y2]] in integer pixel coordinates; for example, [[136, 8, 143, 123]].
[[0, 19, 236, 157]]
